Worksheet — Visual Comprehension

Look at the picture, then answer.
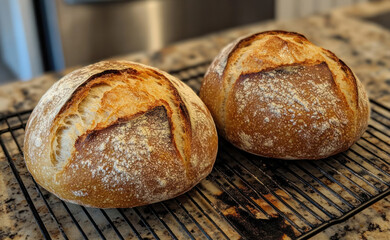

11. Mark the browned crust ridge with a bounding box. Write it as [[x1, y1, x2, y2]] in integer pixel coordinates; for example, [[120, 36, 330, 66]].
[[24, 60, 218, 208], [200, 31, 369, 160]]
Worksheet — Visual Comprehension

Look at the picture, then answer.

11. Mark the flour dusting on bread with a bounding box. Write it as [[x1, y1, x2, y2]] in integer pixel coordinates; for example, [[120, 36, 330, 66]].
[[200, 31, 370, 160], [24, 60, 218, 208]]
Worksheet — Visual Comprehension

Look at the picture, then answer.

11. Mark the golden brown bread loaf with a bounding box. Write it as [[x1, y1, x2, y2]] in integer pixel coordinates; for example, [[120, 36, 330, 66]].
[[199, 31, 369, 160], [24, 60, 218, 208]]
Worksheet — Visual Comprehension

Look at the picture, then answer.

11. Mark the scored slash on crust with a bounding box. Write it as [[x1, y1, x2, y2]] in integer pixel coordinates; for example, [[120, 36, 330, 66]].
[[200, 31, 370, 160], [23, 60, 218, 208]]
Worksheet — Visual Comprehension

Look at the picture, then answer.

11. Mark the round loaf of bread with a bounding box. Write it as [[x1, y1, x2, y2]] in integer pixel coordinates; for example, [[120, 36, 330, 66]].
[[199, 31, 369, 160], [24, 60, 218, 208]]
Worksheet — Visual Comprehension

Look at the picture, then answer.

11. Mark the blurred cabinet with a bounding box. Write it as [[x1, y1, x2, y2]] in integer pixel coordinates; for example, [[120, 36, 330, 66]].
[[0, 0, 43, 81], [276, 0, 368, 20], [44, 0, 274, 69], [1, 0, 274, 78]]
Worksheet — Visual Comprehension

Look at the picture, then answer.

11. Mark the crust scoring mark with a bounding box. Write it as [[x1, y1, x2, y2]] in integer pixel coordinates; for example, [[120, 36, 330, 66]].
[[68, 106, 187, 204], [232, 62, 350, 158], [218, 32, 314, 135], [321, 49, 359, 109], [51, 67, 192, 175], [52, 82, 112, 168], [208, 31, 361, 144]]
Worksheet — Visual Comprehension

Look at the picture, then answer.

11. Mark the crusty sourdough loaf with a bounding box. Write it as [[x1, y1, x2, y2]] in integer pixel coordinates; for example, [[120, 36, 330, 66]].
[[24, 60, 218, 208], [200, 31, 369, 160]]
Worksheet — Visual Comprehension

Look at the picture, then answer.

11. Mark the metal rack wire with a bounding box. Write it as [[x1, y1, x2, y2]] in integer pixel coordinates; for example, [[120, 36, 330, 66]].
[[1, 61, 390, 239]]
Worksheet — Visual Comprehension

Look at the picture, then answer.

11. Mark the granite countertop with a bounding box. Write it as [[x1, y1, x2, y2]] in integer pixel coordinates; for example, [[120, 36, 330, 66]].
[[1, 1, 390, 239]]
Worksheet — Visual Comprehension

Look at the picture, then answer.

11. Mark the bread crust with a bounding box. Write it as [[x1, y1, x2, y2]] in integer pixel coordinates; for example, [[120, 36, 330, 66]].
[[24, 60, 218, 208], [200, 31, 369, 159]]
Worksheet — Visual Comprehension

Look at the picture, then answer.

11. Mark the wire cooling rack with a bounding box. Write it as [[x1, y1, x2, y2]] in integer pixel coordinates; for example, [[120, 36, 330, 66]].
[[1, 61, 390, 239]]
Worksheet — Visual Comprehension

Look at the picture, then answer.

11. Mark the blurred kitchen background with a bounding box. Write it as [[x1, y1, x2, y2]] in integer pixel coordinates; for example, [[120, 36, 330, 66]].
[[0, 0, 370, 85]]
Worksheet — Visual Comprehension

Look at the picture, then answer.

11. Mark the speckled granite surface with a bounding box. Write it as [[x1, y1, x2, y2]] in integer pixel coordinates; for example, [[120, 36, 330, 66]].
[[1, 1, 390, 239]]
